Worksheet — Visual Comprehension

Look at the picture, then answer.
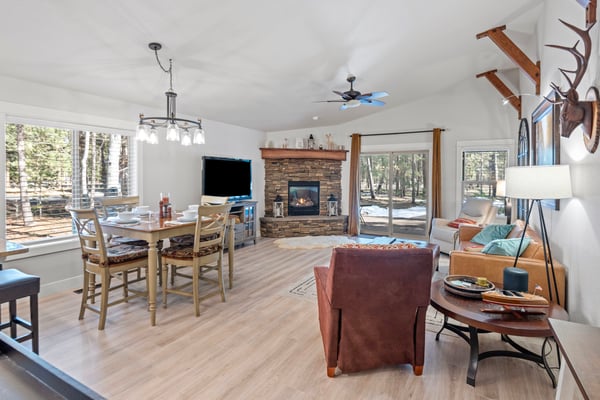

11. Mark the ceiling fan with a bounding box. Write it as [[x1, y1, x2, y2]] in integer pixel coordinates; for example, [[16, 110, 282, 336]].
[[318, 74, 388, 110]]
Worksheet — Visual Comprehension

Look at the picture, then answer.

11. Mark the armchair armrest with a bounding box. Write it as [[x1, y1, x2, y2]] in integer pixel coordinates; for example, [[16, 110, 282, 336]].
[[458, 224, 483, 242]]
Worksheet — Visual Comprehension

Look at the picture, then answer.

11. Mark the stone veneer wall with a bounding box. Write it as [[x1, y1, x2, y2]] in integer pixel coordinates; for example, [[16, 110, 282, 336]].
[[263, 158, 342, 217]]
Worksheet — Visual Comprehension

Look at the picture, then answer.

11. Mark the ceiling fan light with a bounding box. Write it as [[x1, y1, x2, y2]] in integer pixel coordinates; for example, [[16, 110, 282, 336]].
[[347, 99, 361, 108]]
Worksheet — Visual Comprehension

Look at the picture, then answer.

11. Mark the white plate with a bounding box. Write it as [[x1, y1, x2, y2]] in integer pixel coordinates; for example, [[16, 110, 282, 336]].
[[177, 216, 197, 223], [113, 217, 141, 224]]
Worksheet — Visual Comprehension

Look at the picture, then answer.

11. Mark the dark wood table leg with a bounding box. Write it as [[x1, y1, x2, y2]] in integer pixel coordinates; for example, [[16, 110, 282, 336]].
[[467, 325, 479, 386]]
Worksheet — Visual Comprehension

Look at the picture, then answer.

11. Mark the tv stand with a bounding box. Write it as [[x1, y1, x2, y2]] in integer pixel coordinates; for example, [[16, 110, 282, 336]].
[[226, 201, 257, 248]]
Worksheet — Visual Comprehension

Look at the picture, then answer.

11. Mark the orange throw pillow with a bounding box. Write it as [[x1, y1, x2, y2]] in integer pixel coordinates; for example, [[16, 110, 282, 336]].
[[447, 217, 477, 228]]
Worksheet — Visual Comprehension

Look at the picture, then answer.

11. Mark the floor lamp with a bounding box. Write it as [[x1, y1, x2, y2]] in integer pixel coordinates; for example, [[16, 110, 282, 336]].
[[505, 165, 572, 305]]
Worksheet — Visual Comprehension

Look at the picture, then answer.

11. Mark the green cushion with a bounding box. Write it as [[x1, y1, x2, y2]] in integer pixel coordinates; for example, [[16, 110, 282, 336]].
[[471, 224, 514, 245], [481, 238, 531, 257]]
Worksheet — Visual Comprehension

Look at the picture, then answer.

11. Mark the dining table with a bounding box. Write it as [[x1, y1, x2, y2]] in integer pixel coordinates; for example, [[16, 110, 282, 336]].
[[0, 239, 29, 270], [100, 213, 235, 326]]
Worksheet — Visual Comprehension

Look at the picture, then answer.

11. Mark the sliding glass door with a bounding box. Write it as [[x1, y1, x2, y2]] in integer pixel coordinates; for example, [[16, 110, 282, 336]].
[[359, 151, 428, 238]]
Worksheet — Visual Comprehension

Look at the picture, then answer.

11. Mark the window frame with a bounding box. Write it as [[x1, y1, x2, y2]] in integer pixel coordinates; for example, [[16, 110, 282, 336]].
[[1, 113, 139, 251], [455, 139, 514, 217]]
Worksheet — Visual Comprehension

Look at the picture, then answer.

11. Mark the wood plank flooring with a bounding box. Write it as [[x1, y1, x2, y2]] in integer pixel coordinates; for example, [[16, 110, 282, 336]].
[[20, 238, 560, 399]]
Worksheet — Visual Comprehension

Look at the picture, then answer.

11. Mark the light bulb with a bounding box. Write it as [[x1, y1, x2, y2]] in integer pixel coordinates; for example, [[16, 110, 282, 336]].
[[136, 123, 149, 142], [181, 130, 192, 146], [148, 127, 159, 144], [192, 127, 205, 144], [166, 122, 180, 141]]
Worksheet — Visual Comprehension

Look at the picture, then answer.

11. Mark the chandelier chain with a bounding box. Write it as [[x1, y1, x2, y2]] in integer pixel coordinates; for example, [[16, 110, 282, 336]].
[[153, 47, 173, 90]]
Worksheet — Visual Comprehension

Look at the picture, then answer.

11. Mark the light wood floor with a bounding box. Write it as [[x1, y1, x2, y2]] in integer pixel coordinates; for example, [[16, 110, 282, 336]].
[[16, 238, 559, 399]]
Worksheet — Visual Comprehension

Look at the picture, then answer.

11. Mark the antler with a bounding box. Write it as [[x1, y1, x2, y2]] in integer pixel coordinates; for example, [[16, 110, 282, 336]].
[[546, 19, 595, 100]]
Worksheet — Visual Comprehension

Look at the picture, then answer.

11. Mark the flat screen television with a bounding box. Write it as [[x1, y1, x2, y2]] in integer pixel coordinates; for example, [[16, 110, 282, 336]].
[[202, 156, 252, 201]]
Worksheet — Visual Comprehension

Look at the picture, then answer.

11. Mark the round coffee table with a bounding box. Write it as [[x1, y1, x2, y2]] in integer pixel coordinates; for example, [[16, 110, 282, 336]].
[[430, 279, 568, 387]]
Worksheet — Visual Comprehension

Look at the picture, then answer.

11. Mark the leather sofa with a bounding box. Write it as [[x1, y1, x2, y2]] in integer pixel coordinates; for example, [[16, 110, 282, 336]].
[[449, 220, 566, 304]]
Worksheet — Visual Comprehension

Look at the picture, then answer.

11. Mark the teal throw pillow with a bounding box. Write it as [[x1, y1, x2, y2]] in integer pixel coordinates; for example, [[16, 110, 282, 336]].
[[481, 238, 531, 257], [471, 224, 514, 245]]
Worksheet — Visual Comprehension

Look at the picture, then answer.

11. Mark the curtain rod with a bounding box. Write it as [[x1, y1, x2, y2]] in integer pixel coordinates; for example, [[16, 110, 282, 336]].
[[349, 128, 445, 138]]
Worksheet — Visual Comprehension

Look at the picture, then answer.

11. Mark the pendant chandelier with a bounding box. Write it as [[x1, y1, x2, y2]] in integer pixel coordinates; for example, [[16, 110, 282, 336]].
[[136, 42, 205, 146]]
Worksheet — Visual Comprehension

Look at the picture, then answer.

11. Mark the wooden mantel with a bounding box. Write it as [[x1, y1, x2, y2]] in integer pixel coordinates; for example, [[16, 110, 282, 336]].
[[260, 147, 348, 161]]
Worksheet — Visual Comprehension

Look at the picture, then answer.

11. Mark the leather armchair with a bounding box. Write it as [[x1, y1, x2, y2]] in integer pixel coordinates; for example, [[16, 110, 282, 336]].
[[313, 245, 434, 377]]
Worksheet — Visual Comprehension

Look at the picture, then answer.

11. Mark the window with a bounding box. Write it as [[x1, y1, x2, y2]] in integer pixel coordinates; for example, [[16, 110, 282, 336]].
[[461, 149, 508, 213], [4, 120, 136, 243]]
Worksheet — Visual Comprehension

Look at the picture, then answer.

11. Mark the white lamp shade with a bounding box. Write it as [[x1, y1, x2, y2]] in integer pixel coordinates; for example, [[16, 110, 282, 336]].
[[505, 165, 572, 200]]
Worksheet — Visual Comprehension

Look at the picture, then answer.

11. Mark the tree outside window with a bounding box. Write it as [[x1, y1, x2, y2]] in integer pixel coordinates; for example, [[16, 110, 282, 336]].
[[461, 150, 508, 213], [4, 122, 135, 243]]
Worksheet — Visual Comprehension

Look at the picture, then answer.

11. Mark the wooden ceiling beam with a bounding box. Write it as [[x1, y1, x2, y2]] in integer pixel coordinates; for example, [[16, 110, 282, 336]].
[[576, 0, 597, 26], [476, 69, 522, 119], [476, 25, 541, 95]]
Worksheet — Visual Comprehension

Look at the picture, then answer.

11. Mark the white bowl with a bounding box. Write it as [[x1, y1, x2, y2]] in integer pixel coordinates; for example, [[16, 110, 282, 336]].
[[118, 211, 135, 222], [134, 206, 150, 214], [188, 204, 199, 211], [182, 210, 197, 220]]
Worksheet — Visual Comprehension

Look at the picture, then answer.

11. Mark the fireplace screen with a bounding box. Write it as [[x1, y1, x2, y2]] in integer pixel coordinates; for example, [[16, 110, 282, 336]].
[[288, 181, 320, 216]]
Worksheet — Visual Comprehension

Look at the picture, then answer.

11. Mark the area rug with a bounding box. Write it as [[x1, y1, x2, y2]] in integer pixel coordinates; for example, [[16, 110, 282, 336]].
[[274, 235, 357, 249], [284, 273, 447, 334]]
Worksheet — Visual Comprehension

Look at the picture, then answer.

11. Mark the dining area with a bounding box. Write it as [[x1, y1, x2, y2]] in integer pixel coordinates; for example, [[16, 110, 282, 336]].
[[69, 195, 236, 330]]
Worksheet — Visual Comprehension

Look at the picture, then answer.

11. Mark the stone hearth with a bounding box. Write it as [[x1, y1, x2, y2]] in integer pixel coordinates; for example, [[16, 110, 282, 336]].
[[260, 148, 348, 238]]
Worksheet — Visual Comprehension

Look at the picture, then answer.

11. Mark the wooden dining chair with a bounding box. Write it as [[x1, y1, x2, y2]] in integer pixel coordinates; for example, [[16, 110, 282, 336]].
[[94, 195, 162, 283], [68, 208, 149, 330], [161, 203, 232, 317]]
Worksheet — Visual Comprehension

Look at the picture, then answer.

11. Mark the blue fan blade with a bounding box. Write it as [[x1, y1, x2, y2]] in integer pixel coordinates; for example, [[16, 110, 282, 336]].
[[360, 99, 385, 106], [358, 91, 388, 100]]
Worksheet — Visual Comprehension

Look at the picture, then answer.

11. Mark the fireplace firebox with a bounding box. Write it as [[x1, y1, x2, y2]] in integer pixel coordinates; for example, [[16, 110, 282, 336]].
[[288, 181, 320, 216]]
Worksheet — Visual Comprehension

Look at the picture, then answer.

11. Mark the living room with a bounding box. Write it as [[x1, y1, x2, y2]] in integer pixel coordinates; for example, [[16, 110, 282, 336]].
[[0, 0, 598, 398]]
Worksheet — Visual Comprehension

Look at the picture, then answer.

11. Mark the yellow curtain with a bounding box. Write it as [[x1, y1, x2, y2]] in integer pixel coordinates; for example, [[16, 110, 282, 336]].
[[431, 128, 442, 222], [348, 133, 361, 236]]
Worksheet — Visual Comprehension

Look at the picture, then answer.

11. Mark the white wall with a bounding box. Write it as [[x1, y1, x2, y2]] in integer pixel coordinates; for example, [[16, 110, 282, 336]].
[[0, 76, 265, 296], [530, 0, 600, 325]]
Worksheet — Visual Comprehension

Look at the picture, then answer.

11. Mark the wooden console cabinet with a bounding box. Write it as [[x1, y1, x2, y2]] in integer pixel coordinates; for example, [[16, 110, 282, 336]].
[[227, 201, 257, 247]]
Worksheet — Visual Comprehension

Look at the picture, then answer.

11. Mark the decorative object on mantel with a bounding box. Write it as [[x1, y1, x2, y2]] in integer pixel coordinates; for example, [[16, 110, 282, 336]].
[[327, 194, 338, 216], [476, 25, 541, 97], [546, 19, 599, 153], [308, 134, 316, 149], [135, 42, 205, 146], [273, 194, 284, 218], [505, 165, 573, 305]]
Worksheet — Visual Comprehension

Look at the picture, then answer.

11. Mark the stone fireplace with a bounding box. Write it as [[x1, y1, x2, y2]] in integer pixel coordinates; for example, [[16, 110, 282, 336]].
[[288, 181, 319, 216], [260, 148, 348, 237]]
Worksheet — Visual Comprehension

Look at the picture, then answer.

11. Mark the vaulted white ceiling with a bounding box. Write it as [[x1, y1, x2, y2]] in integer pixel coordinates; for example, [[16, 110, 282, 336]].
[[0, 0, 543, 132]]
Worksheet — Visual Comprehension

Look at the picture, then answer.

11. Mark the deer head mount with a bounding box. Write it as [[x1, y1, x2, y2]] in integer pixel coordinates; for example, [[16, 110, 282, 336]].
[[546, 19, 599, 153]]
